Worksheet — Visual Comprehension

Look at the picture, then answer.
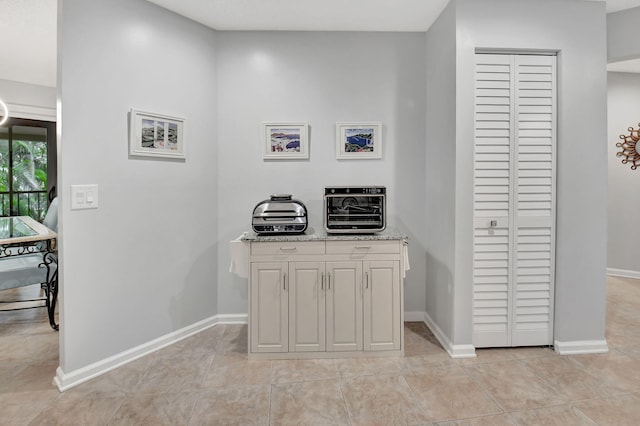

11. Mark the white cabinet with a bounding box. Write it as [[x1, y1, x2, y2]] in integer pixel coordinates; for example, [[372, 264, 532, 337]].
[[289, 262, 326, 352], [326, 261, 363, 352], [364, 261, 401, 351], [250, 262, 288, 353], [248, 238, 404, 359]]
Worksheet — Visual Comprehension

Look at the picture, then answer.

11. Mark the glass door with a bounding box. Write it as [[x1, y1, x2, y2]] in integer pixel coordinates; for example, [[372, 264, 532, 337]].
[[0, 118, 56, 220]]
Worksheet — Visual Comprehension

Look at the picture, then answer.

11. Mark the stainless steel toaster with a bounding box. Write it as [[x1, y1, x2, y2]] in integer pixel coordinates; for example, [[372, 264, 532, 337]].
[[252, 194, 308, 235]]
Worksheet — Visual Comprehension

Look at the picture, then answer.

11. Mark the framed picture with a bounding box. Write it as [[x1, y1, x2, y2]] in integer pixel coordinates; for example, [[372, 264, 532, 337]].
[[336, 122, 382, 160], [263, 122, 309, 160], [129, 109, 186, 160]]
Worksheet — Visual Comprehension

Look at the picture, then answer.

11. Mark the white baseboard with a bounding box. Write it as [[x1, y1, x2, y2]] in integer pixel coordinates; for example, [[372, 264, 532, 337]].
[[54, 313, 248, 392], [607, 268, 640, 280], [554, 339, 609, 355], [423, 312, 476, 358]]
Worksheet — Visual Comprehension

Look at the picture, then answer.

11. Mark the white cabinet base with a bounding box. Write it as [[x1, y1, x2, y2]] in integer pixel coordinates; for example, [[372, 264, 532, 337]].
[[248, 349, 404, 360], [246, 234, 407, 360]]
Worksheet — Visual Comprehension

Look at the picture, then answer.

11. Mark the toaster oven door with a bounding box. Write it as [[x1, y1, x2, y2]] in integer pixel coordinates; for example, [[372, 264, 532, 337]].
[[324, 194, 385, 232]]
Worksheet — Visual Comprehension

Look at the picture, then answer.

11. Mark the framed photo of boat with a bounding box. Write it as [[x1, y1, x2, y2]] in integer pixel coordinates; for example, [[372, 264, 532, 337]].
[[129, 109, 186, 160], [336, 122, 382, 159], [263, 122, 309, 160]]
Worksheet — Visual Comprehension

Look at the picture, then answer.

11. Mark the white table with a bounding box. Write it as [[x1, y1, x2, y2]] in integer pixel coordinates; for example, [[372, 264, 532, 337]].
[[0, 216, 58, 330]]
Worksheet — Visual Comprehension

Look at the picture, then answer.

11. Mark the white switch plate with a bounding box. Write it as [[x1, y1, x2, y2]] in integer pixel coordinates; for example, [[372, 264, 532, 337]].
[[71, 184, 99, 210]]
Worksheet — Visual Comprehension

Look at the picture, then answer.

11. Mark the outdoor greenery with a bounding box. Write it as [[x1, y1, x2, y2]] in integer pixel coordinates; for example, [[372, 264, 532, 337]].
[[0, 138, 48, 220]]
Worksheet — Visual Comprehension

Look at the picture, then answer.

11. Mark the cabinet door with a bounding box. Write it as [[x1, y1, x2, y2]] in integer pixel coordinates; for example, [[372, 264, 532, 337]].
[[288, 262, 326, 352], [250, 262, 288, 353], [363, 261, 400, 351], [326, 261, 363, 352]]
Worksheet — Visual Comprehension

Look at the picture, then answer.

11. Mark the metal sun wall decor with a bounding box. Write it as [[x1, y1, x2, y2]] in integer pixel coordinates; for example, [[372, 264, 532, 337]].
[[616, 123, 640, 170]]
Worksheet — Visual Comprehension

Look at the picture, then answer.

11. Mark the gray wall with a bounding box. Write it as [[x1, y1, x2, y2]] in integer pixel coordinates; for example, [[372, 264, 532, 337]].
[[58, 0, 218, 373], [425, 1, 457, 341], [607, 72, 640, 275], [454, 0, 608, 344], [215, 31, 428, 315], [55, 0, 610, 377], [423, 0, 608, 347], [607, 6, 640, 63]]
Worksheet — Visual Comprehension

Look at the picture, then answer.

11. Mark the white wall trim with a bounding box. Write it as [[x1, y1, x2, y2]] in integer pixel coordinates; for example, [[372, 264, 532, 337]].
[[423, 311, 476, 358], [7, 102, 56, 122], [554, 339, 609, 355], [54, 313, 248, 392], [607, 268, 640, 280]]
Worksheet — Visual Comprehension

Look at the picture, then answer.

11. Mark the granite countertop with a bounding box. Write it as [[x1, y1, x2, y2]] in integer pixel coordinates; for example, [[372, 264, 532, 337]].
[[240, 226, 408, 242]]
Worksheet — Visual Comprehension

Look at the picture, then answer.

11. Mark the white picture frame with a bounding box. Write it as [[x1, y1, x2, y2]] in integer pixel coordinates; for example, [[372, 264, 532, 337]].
[[129, 109, 186, 160], [336, 122, 382, 160], [263, 122, 309, 160]]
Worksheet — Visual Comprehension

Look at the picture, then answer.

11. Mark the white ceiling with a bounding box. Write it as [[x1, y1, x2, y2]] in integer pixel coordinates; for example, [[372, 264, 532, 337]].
[[1, 0, 640, 88]]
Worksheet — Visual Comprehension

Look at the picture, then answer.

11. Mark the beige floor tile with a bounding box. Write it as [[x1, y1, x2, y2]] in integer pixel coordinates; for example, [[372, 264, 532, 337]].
[[107, 391, 200, 425], [569, 350, 640, 393], [340, 374, 429, 425], [404, 338, 448, 357], [464, 360, 567, 411], [209, 351, 248, 369], [156, 325, 225, 358], [270, 379, 350, 425], [2, 277, 640, 424], [334, 356, 402, 378], [270, 359, 338, 384], [508, 404, 597, 425], [454, 348, 517, 365], [435, 413, 516, 426], [0, 388, 60, 408], [0, 334, 50, 364], [508, 346, 556, 360], [189, 385, 270, 426], [28, 396, 124, 426], [397, 352, 452, 372], [201, 359, 272, 389], [1, 399, 55, 426], [575, 393, 640, 425], [2, 361, 58, 394], [216, 324, 249, 353], [60, 355, 154, 401], [404, 365, 502, 422], [524, 356, 623, 399], [134, 352, 214, 394]]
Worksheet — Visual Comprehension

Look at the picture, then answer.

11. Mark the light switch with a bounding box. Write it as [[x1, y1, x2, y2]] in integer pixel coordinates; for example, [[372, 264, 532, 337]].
[[71, 184, 99, 210]]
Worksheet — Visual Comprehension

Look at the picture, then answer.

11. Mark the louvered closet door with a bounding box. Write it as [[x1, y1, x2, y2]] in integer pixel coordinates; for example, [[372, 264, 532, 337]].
[[473, 53, 556, 348]]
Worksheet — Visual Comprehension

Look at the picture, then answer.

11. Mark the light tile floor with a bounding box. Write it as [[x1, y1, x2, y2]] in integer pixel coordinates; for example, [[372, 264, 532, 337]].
[[1, 276, 640, 425]]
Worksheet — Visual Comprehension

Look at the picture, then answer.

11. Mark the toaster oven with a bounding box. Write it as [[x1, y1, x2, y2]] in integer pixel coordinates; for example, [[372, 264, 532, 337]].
[[324, 186, 386, 233], [252, 194, 308, 235]]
